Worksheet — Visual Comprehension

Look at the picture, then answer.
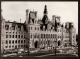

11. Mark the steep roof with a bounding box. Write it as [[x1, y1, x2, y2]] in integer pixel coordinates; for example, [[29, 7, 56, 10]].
[[5, 21, 27, 31]]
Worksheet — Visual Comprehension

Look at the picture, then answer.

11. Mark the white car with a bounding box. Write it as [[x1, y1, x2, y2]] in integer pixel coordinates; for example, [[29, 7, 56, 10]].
[[59, 50, 63, 53], [18, 51, 21, 54], [3, 53, 17, 57], [19, 56, 22, 57], [24, 50, 28, 53], [30, 51, 35, 53], [67, 50, 73, 53], [30, 50, 38, 53]]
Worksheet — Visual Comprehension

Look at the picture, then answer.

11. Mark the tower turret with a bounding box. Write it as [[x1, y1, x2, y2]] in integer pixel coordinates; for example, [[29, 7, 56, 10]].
[[42, 5, 48, 24]]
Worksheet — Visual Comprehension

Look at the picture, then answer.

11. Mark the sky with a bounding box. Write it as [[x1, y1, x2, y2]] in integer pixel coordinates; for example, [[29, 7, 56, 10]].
[[1, 1, 78, 34]]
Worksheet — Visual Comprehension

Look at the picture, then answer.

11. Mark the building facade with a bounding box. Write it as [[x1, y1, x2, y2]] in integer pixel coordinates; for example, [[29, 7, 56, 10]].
[[1, 5, 77, 53]]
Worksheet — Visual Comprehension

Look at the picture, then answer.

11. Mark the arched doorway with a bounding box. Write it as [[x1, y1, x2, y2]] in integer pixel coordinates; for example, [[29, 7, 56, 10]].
[[34, 41, 38, 48], [58, 40, 61, 46]]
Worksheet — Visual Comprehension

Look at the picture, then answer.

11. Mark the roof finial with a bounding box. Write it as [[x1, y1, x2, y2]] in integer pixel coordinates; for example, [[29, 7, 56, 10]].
[[20, 19, 21, 23]]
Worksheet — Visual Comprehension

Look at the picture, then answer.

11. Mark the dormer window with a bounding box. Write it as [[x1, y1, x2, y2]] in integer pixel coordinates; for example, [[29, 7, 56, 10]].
[[21, 25, 24, 31], [5, 25, 9, 30]]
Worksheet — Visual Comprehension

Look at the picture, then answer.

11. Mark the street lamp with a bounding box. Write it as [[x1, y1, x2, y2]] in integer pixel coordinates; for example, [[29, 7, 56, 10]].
[[27, 37, 30, 56], [54, 35, 57, 56]]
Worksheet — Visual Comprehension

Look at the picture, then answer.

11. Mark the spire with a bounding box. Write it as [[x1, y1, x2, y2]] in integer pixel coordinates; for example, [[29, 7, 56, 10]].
[[42, 5, 48, 24], [44, 5, 48, 15]]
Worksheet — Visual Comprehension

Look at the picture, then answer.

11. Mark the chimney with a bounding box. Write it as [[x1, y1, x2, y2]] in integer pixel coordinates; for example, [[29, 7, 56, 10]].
[[20, 19, 21, 23], [26, 9, 29, 24]]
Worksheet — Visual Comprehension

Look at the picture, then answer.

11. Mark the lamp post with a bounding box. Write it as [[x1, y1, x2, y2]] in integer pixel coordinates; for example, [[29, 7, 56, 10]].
[[27, 37, 30, 56], [54, 35, 57, 56]]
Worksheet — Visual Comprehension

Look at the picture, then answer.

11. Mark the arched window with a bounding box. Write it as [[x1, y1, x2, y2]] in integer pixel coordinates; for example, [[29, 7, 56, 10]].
[[15, 40, 17, 43], [21, 40, 23, 43], [9, 40, 11, 44], [12, 40, 14, 44], [18, 40, 20, 43]]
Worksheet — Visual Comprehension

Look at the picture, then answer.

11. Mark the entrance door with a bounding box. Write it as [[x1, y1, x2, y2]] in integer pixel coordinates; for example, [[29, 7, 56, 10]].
[[58, 40, 61, 46], [34, 41, 38, 48]]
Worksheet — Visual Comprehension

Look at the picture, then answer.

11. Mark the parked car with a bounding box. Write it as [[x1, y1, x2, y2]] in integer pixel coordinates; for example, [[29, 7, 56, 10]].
[[3, 53, 17, 57], [24, 50, 28, 53], [58, 50, 63, 53], [30, 49, 39, 53], [67, 50, 73, 53], [17, 48, 25, 54]]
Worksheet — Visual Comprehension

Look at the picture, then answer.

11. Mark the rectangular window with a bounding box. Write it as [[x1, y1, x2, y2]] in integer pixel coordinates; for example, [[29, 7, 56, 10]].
[[35, 27, 36, 30], [21, 40, 23, 43], [18, 35, 20, 38], [24, 40, 25, 43], [5, 46, 8, 48], [6, 35, 8, 38], [6, 32, 8, 33], [21, 35, 23, 38], [12, 35, 14, 38], [18, 45, 20, 47], [16, 35, 17, 38], [53, 34, 54, 38], [9, 35, 11, 38], [21, 45, 23, 47]]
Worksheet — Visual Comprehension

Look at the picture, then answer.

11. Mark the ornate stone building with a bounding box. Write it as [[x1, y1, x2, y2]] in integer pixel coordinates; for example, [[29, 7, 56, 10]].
[[1, 5, 77, 53]]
